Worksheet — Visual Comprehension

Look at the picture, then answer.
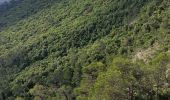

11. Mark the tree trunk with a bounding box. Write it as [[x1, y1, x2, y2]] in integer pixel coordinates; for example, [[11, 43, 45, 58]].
[[63, 91, 69, 100], [128, 86, 133, 100]]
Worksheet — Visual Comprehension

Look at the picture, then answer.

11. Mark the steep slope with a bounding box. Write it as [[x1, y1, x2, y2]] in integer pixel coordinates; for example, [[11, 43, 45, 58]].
[[0, 0, 170, 99]]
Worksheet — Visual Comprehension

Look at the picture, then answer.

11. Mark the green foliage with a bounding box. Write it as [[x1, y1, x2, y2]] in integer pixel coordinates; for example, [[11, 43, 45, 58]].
[[76, 55, 170, 100], [0, 0, 170, 99]]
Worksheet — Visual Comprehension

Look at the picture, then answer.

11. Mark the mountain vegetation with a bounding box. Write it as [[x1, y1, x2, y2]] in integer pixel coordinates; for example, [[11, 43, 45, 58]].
[[0, 0, 170, 100]]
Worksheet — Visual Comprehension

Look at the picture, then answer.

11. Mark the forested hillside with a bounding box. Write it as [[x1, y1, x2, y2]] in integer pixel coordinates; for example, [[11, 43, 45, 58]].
[[0, 0, 170, 100]]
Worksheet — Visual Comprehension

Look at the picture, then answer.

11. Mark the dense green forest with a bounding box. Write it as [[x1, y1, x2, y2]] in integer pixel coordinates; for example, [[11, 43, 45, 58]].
[[0, 0, 170, 100]]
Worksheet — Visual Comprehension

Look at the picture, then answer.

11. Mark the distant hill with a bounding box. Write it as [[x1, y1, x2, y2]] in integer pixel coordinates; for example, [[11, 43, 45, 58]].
[[0, 0, 10, 4]]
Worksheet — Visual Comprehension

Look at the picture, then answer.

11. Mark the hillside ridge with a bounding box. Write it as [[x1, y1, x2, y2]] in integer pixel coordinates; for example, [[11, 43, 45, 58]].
[[0, 0, 170, 99]]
